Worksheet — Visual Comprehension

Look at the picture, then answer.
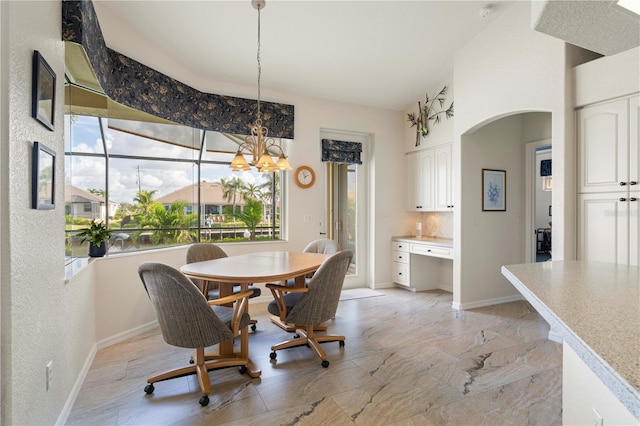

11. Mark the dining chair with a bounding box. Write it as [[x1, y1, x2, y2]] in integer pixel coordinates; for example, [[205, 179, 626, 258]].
[[266, 250, 352, 368], [138, 262, 253, 406], [186, 243, 260, 331], [284, 238, 339, 287]]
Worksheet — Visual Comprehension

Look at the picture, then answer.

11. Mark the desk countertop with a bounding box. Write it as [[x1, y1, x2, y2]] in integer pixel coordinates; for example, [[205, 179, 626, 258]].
[[501, 261, 639, 417], [392, 236, 453, 247]]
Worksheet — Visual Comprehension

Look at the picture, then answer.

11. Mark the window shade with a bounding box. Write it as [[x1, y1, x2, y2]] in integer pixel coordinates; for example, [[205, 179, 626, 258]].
[[321, 139, 362, 165], [540, 159, 552, 176]]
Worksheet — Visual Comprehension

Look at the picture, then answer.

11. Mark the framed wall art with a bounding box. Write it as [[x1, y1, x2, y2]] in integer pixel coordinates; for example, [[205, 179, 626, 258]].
[[32, 141, 56, 210], [32, 50, 56, 131], [482, 169, 506, 211]]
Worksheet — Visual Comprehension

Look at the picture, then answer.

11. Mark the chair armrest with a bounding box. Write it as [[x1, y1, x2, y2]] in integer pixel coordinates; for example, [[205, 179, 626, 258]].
[[267, 285, 308, 322], [208, 290, 252, 335], [208, 290, 254, 306], [266, 283, 308, 293]]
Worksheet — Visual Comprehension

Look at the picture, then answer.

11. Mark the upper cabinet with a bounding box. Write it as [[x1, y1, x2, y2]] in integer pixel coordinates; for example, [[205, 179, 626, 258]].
[[406, 143, 453, 212], [407, 149, 435, 211], [577, 96, 638, 193]]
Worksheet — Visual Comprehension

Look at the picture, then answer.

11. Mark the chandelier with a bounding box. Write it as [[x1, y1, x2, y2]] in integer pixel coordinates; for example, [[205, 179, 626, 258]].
[[230, 0, 291, 173]]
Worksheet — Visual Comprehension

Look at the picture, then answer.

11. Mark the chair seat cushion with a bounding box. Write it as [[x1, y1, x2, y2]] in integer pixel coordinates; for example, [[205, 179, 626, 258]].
[[208, 285, 261, 300], [211, 305, 251, 331], [267, 292, 304, 317]]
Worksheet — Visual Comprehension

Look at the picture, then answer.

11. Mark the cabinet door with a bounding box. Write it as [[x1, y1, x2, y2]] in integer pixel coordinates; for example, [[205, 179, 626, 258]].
[[630, 95, 639, 193], [577, 193, 630, 264], [577, 99, 629, 193], [406, 150, 434, 211], [434, 144, 453, 211]]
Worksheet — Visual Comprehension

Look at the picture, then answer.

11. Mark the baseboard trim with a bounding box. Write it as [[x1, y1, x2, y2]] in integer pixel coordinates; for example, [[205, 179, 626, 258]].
[[548, 328, 563, 343], [452, 294, 524, 310], [97, 320, 159, 350], [55, 343, 98, 426]]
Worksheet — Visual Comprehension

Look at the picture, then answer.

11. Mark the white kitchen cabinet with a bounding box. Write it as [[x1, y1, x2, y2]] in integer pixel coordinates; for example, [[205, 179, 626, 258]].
[[434, 144, 453, 211], [391, 240, 410, 287], [406, 143, 452, 212], [391, 238, 453, 291], [406, 149, 435, 211], [577, 193, 637, 265], [577, 95, 639, 266], [577, 96, 638, 193]]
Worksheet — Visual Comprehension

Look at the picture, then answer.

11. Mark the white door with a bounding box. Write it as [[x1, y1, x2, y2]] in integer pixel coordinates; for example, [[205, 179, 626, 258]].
[[321, 130, 369, 287]]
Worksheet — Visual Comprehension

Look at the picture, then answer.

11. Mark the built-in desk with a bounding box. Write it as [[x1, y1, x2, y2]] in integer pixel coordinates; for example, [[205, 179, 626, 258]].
[[391, 236, 453, 291], [502, 261, 639, 425]]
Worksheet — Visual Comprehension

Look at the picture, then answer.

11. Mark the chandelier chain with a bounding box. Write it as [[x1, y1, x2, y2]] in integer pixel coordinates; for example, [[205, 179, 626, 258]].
[[256, 4, 262, 123]]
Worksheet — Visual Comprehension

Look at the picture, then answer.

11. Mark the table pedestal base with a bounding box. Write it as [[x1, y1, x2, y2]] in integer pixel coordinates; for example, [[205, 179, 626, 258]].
[[269, 315, 327, 332]]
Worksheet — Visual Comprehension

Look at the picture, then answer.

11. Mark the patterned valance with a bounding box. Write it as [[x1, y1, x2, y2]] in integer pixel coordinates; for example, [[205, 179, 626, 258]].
[[62, 0, 294, 139], [540, 159, 552, 176], [321, 139, 362, 165]]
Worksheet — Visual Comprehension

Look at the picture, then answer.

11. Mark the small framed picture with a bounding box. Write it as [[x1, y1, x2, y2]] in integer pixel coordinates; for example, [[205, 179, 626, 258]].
[[32, 142, 55, 210], [32, 50, 56, 131], [482, 169, 506, 211]]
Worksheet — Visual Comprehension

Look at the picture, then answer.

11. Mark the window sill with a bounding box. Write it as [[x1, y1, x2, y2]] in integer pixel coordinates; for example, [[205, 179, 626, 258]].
[[65, 257, 92, 282]]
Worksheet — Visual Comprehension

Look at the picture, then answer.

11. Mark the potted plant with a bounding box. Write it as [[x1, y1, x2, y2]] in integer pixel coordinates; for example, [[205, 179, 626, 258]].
[[76, 220, 112, 257]]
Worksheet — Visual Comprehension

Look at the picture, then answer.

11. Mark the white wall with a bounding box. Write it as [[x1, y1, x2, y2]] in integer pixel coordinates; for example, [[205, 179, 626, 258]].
[[452, 1, 569, 308], [1, 1, 73, 424]]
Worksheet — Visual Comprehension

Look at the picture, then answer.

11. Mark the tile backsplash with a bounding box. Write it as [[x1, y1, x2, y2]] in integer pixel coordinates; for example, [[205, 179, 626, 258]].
[[420, 212, 453, 238]]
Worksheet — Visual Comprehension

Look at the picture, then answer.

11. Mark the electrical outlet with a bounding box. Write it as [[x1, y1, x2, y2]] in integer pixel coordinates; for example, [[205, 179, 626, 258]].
[[592, 408, 603, 426], [46, 361, 53, 391], [303, 214, 312, 223]]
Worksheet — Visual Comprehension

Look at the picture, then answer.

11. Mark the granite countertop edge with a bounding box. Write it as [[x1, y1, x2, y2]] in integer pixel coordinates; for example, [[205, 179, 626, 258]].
[[501, 262, 640, 419]]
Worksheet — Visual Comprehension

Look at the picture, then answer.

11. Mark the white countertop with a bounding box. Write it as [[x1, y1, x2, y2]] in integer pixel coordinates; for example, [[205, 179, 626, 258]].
[[501, 261, 640, 417], [392, 236, 453, 247]]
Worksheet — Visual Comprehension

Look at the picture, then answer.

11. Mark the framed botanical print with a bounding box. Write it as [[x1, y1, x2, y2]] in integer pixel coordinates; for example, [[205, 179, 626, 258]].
[[482, 169, 506, 211]]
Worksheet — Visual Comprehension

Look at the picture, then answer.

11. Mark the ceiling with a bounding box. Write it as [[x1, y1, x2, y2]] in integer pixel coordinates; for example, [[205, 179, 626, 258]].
[[91, 1, 514, 112]]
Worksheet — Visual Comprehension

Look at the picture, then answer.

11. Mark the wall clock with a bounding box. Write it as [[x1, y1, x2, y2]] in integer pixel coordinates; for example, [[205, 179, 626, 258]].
[[294, 165, 315, 188]]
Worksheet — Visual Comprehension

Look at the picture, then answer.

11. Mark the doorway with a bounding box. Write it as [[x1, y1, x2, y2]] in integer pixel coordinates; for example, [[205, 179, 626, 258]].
[[320, 129, 369, 288], [524, 140, 552, 262]]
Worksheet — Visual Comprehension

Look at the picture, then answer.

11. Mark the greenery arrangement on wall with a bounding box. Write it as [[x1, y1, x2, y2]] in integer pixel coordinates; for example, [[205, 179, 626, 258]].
[[407, 86, 454, 146]]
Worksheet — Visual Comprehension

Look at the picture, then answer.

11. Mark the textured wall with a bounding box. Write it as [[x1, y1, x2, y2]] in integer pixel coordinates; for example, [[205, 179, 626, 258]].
[[2, 1, 75, 424]]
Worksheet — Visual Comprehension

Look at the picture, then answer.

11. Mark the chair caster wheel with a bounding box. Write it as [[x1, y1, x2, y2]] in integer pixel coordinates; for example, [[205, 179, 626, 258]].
[[144, 384, 155, 394], [321, 360, 330, 368], [238, 365, 247, 374], [293, 333, 300, 339], [189, 357, 194, 364], [269, 351, 277, 360], [199, 395, 209, 406], [339, 341, 345, 347], [251, 324, 257, 331]]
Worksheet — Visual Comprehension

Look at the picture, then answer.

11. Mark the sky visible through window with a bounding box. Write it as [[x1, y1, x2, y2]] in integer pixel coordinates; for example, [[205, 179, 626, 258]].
[[66, 115, 279, 204]]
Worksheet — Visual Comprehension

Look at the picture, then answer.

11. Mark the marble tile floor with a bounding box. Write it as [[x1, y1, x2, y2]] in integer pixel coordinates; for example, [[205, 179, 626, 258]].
[[66, 288, 562, 425]]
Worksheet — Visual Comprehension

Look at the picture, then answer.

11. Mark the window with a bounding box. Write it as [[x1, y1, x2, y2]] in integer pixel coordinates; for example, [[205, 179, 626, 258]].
[[65, 114, 285, 258]]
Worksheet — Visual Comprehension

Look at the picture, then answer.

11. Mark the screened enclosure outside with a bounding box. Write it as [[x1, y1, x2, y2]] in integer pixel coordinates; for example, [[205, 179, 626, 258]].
[[64, 114, 286, 258]]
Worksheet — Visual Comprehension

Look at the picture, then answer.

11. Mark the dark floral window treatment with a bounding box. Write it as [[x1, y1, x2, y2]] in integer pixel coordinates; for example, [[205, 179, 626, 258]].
[[62, 0, 294, 138], [540, 159, 552, 176], [321, 139, 362, 165]]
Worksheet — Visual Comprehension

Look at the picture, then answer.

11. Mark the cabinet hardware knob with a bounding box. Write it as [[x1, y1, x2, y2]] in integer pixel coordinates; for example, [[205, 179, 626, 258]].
[[631, 198, 637, 202], [631, 181, 638, 185], [620, 182, 627, 186], [620, 198, 627, 202]]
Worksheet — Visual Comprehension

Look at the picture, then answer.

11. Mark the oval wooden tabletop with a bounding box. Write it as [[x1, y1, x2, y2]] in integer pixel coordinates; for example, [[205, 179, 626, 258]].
[[180, 251, 330, 283]]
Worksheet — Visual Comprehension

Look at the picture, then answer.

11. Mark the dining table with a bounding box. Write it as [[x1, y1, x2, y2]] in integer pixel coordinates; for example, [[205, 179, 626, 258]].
[[180, 250, 331, 377]]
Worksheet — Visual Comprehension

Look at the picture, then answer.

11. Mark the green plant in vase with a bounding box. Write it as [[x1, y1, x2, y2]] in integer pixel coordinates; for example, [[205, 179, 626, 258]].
[[76, 220, 112, 257]]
